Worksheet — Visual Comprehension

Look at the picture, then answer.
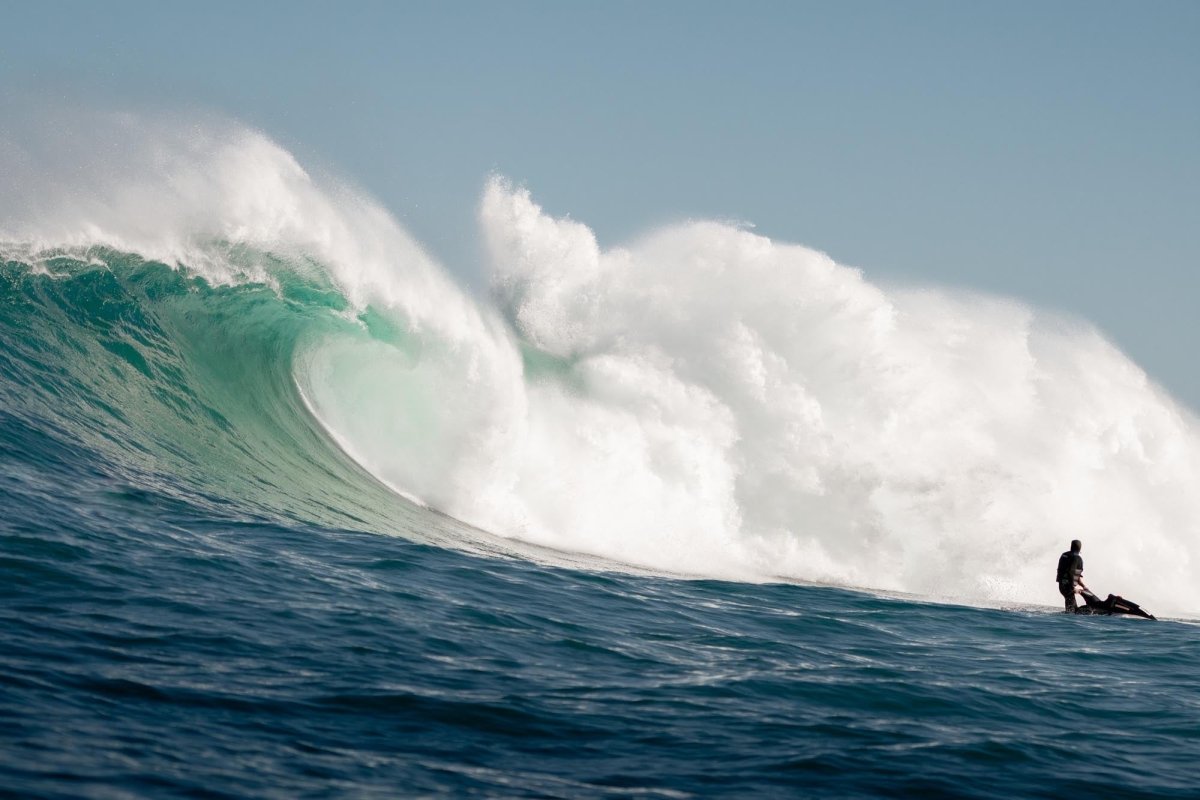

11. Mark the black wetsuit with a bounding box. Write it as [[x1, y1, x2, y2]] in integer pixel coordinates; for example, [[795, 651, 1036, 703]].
[[1056, 551, 1083, 612]]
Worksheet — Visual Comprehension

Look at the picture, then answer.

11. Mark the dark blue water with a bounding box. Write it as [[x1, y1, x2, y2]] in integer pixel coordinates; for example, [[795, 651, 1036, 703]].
[[2, 255, 1198, 798], [3, 415, 1198, 798]]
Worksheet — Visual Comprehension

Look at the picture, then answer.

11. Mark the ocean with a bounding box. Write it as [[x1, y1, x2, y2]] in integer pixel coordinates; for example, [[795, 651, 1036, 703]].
[[2, 121, 1197, 798]]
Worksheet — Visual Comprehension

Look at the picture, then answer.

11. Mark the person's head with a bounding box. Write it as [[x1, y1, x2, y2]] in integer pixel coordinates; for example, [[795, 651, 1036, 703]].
[[1070, 539, 1082, 553]]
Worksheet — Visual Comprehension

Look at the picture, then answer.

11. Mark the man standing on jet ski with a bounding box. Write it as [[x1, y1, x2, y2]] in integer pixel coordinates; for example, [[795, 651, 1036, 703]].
[[1056, 539, 1090, 612]]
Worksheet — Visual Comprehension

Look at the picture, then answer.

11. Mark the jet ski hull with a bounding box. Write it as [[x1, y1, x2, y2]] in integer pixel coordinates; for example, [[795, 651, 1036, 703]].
[[1076, 591, 1156, 620]]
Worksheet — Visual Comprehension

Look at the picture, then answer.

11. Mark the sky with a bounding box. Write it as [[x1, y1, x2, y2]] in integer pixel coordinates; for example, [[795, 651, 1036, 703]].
[[2, 1, 1197, 408]]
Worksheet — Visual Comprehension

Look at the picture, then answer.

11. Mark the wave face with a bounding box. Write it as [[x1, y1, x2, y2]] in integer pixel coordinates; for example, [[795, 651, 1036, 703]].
[[0, 250, 432, 539], [3, 116, 1198, 614]]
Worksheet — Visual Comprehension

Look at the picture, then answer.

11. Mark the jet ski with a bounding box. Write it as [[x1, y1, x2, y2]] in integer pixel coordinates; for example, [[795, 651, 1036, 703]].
[[1076, 589, 1156, 620]]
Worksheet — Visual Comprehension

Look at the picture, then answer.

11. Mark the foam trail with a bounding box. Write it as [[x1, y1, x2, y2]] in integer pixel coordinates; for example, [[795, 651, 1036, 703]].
[[4, 113, 1198, 614]]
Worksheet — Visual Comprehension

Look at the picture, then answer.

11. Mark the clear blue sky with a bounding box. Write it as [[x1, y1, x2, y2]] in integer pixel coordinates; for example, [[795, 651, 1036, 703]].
[[3, 1, 1198, 407]]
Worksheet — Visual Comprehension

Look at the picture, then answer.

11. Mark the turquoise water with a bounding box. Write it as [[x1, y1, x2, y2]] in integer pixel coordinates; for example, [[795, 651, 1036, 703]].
[[2, 253, 1198, 798]]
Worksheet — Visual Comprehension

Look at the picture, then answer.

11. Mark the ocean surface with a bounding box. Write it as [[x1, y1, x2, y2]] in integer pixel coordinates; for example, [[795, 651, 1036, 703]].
[[2, 123, 1199, 797]]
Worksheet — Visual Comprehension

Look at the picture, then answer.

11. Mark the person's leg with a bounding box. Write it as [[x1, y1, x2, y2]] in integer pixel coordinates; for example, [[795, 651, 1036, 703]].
[[1059, 584, 1077, 613]]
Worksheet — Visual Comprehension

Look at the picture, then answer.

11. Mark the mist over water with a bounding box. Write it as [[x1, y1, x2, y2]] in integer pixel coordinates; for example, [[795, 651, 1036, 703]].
[[4, 115, 1198, 615]]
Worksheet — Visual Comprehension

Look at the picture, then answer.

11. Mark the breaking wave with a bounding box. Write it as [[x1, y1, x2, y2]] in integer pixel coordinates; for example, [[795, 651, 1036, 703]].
[[3, 113, 1197, 613]]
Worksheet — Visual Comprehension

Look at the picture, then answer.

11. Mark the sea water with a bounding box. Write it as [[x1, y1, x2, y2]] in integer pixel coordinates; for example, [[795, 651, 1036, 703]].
[[1, 118, 1197, 798]]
